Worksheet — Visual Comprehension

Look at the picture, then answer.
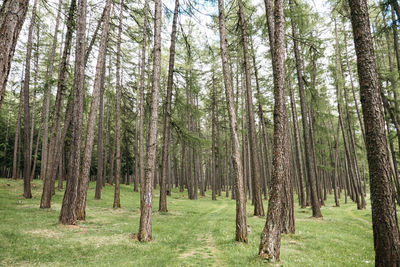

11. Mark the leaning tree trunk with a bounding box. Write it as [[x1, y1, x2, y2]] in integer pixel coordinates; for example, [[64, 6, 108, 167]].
[[259, 0, 291, 260], [159, 0, 179, 212], [59, 0, 87, 225], [348, 0, 400, 265], [138, 0, 162, 242], [217, 0, 248, 242], [0, 0, 29, 109], [76, 0, 111, 220]]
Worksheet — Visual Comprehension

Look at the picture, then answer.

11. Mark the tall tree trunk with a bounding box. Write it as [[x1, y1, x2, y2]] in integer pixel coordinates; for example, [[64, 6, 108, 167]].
[[348, 0, 400, 264], [217, 0, 248, 242], [39, 0, 63, 186], [211, 72, 217, 201], [12, 69, 24, 180], [95, 56, 107, 200], [41, 0, 76, 209], [289, 0, 321, 217], [76, 0, 112, 219], [238, 0, 264, 217], [114, 0, 123, 209], [59, 0, 87, 225], [0, 0, 29, 108], [159, 0, 179, 212], [288, 72, 306, 208], [138, 0, 149, 203], [22, 0, 38, 198], [138, 0, 162, 242], [259, 0, 291, 260]]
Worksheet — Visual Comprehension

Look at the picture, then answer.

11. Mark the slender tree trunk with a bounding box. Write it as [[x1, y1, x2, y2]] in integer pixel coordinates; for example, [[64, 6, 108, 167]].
[[159, 0, 179, 212], [76, 0, 111, 219], [0, 0, 29, 108], [289, 0, 321, 217], [114, 0, 123, 209], [217, 0, 248, 242], [211, 72, 217, 201], [22, 0, 38, 198], [30, 124, 40, 181], [95, 57, 107, 200], [348, 0, 400, 264], [138, 0, 149, 204], [59, 0, 87, 225], [40, 0, 63, 185], [12, 71, 24, 180], [138, 0, 162, 242], [288, 69, 306, 208], [259, 0, 291, 260], [41, 0, 76, 209], [238, 0, 264, 217]]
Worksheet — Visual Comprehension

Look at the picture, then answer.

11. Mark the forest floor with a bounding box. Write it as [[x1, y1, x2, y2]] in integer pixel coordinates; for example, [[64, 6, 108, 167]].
[[0, 178, 375, 266]]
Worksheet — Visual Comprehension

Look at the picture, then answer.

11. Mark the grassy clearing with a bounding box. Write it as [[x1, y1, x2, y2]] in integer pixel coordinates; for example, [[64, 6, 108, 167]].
[[0, 178, 375, 266]]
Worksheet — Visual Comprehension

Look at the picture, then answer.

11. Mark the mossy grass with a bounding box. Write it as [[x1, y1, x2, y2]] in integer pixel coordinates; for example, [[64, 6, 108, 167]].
[[0, 178, 375, 266]]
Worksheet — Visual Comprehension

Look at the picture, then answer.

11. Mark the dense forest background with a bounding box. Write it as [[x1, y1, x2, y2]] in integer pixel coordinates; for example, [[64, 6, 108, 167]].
[[1, 0, 400, 264]]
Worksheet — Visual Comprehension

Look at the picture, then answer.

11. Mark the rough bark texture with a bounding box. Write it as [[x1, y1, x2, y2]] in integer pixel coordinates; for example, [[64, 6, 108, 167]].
[[95, 55, 107, 200], [218, 0, 248, 243], [348, 0, 400, 265], [238, 0, 264, 217], [113, 0, 123, 209], [59, 0, 87, 225], [259, 0, 290, 260], [138, 0, 149, 204], [0, 0, 29, 108], [76, 0, 111, 219], [138, 0, 162, 242], [159, 0, 179, 212]]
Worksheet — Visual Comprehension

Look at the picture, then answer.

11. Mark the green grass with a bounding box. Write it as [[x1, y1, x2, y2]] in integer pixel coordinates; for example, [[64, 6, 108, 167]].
[[0, 178, 375, 266]]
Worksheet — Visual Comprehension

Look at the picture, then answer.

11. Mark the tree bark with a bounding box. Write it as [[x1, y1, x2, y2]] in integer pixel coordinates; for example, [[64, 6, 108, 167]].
[[39, 0, 63, 186], [348, 0, 400, 264], [259, 0, 291, 260], [159, 0, 179, 212], [41, 0, 75, 209], [12, 70, 24, 180], [138, 0, 149, 203], [0, 0, 29, 108], [211, 72, 217, 201], [288, 72, 306, 208], [76, 0, 111, 219], [217, 0, 248, 242], [95, 54, 107, 200], [238, 0, 264, 217], [22, 0, 38, 198], [289, 0, 321, 217], [59, 0, 87, 225], [138, 0, 162, 242], [113, 0, 123, 209]]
